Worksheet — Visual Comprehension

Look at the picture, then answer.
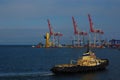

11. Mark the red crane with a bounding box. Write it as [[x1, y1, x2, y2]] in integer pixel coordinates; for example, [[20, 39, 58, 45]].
[[88, 14, 104, 47], [88, 14, 104, 34], [47, 19, 63, 47], [72, 16, 87, 36], [47, 19, 63, 36], [72, 16, 87, 47]]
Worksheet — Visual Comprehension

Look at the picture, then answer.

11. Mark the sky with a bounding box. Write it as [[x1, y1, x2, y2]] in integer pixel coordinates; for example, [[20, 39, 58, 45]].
[[0, 0, 120, 45]]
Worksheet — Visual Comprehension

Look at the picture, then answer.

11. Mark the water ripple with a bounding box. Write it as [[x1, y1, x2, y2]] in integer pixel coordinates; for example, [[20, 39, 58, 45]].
[[0, 71, 54, 77]]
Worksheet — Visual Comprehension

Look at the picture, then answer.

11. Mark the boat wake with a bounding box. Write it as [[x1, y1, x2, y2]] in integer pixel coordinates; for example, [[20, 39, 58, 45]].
[[0, 71, 54, 77]]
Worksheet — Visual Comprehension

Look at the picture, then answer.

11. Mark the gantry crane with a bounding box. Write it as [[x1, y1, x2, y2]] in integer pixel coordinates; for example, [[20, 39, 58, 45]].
[[88, 14, 104, 47], [47, 19, 63, 47], [72, 16, 87, 47]]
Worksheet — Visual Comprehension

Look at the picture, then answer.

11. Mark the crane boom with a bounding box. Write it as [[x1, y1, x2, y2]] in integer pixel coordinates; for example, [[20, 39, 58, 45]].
[[88, 14, 95, 32], [72, 16, 87, 35], [72, 16, 78, 35], [47, 19, 63, 36], [47, 19, 54, 35], [88, 14, 104, 34]]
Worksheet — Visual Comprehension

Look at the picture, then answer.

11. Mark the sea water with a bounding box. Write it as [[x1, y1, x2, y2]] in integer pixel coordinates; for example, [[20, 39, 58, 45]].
[[0, 45, 119, 80]]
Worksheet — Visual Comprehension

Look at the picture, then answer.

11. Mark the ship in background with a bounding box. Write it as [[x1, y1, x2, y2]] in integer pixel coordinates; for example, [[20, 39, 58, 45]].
[[109, 39, 120, 48]]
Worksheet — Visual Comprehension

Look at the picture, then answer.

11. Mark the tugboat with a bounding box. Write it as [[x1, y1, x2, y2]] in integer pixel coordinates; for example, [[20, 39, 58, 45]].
[[50, 45, 109, 74]]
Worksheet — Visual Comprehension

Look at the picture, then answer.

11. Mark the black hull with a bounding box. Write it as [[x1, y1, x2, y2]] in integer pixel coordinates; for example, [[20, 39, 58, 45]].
[[51, 59, 109, 74]]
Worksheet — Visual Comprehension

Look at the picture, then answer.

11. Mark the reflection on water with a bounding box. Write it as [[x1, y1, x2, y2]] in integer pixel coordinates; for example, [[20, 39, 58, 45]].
[[0, 71, 54, 77], [81, 73, 97, 80], [51, 70, 110, 80]]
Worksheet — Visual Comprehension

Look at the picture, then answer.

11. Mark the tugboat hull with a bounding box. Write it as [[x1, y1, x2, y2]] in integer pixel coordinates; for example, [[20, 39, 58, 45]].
[[51, 59, 109, 74]]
